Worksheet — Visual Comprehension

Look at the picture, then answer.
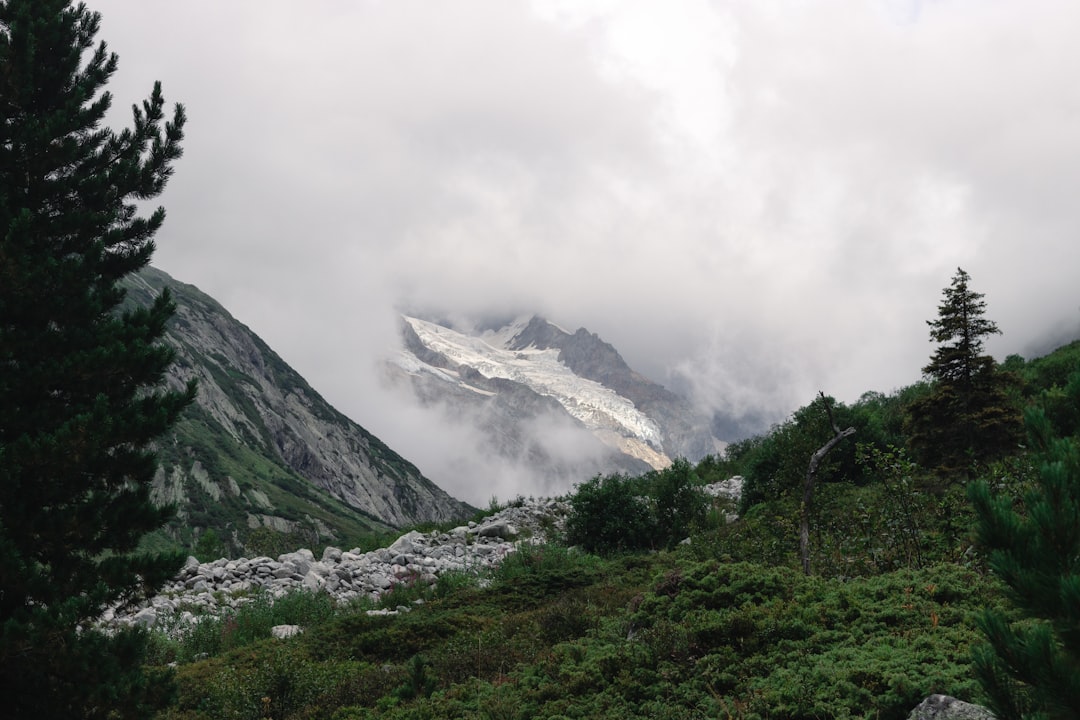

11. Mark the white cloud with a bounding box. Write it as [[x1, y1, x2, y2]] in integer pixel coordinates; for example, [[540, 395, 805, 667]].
[[90, 0, 1080, 497]]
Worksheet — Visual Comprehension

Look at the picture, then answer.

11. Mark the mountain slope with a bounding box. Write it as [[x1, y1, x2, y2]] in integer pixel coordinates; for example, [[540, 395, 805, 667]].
[[125, 267, 471, 553], [386, 314, 719, 492]]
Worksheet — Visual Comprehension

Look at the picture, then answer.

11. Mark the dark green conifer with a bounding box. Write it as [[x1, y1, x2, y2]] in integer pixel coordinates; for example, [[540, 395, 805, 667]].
[[906, 268, 1021, 477], [0, 1, 195, 716], [969, 409, 1080, 719]]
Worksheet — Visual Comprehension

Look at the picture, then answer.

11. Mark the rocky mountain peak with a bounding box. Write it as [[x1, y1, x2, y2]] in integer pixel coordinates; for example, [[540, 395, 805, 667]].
[[127, 267, 471, 556], [386, 314, 720, 494], [505, 315, 570, 351]]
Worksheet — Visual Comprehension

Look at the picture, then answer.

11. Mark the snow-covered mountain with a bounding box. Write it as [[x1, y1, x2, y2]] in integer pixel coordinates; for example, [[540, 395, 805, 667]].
[[385, 314, 720, 490]]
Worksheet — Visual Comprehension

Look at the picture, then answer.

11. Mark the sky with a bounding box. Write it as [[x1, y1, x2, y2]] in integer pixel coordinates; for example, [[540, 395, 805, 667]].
[[91, 0, 1080, 503]]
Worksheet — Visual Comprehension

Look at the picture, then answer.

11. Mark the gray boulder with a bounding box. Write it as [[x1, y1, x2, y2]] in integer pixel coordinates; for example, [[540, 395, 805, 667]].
[[475, 519, 518, 540], [271, 624, 302, 639], [908, 695, 995, 720]]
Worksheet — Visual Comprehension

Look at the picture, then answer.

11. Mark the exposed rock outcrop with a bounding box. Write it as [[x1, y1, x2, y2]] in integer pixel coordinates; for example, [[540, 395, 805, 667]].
[[104, 498, 569, 630], [908, 695, 995, 720], [124, 267, 471, 552]]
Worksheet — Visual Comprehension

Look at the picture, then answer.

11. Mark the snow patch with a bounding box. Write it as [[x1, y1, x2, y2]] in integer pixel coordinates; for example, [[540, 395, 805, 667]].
[[402, 316, 665, 451]]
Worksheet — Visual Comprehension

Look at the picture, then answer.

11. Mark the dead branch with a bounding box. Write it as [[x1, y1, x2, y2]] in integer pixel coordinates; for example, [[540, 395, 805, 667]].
[[801, 391, 856, 575]]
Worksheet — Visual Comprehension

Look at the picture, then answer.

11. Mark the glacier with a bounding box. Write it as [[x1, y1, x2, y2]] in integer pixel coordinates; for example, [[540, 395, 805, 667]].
[[395, 316, 667, 456]]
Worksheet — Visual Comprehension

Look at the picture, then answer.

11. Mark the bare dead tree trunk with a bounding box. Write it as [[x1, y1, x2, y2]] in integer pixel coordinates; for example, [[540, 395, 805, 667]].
[[800, 392, 856, 575]]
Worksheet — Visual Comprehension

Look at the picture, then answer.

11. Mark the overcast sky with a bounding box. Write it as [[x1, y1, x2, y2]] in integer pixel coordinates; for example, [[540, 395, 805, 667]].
[[91, 0, 1080, 502]]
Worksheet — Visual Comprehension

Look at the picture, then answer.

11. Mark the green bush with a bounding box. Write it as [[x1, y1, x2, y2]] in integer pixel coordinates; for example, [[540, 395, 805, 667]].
[[565, 472, 656, 555], [200, 645, 348, 720], [565, 463, 708, 556], [649, 459, 709, 549], [969, 410, 1080, 718], [154, 588, 338, 663], [193, 528, 225, 562], [491, 542, 601, 601]]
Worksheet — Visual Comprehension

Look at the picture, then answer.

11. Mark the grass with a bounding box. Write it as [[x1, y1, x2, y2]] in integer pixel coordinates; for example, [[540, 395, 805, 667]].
[[146, 588, 340, 666], [151, 528, 1004, 719]]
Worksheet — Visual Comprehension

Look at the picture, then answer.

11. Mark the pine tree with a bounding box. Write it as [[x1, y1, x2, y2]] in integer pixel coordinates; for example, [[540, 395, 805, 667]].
[[968, 409, 1080, 719], [0, 1, 195, 716], [906, 268, 1021, 477]]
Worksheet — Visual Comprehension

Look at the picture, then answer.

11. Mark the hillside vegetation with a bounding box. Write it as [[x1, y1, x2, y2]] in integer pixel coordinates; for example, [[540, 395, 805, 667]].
[[125, 266, 474, 559], [146, 318, 1080, 718]]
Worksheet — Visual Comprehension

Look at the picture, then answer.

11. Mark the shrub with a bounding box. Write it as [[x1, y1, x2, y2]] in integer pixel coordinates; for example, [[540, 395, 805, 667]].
[[565, 473, 656, 555], [157, 588, 337, 663], [969, 409, 1080, 718], [648, 459, 708, 548]]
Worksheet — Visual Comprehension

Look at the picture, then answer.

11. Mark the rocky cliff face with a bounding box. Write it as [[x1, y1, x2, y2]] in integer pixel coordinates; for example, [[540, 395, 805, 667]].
[[386, 314, 719, 491], [508, 316, 717, 462], [125, 267, 471, 553]]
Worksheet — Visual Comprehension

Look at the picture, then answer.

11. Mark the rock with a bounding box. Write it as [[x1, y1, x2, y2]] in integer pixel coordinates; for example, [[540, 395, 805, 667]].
[[475, 520, 518, 540], [273, 563, 298, 580], [907, 695, 995, 720], [279, 549, 314, 576], [99, 496, 570, 632], [271, 624, 302, 639], [132, 607, 157, 629], [302, 570, 325, 592], [388, 531, 424, 556], [704, 476, 744, 504]]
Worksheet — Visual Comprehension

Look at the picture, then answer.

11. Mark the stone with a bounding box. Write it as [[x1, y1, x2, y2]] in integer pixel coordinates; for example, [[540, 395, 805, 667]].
[[100, 496, 570, 632], [271, 624, 302, 639], [302, 570, 325, 592], [388, 531, 424, 556], [273, 562, 298, 579], [475, 520, 517, 540], [279, 550, 314, 576], [132, 607, 158, 629], [907, 695, 995, 720]]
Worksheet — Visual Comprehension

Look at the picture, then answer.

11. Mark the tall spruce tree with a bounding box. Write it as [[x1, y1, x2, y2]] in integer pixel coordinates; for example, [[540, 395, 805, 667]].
[[906, 268, 1021, 477], [0, 1, 195, 716], [968, 409, 1080, 719]]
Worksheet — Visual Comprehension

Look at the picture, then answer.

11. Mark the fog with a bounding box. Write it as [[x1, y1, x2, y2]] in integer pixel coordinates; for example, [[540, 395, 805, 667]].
[[91, 0, 1080, 502]]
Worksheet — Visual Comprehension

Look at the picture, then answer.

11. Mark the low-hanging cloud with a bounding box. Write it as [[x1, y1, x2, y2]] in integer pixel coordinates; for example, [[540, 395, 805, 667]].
[[90, 0, 1080, 500]]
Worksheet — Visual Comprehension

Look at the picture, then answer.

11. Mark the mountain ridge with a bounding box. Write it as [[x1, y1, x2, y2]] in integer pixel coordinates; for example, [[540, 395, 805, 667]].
[[126, 267, 472, 554], [386, 313, 719, 493]]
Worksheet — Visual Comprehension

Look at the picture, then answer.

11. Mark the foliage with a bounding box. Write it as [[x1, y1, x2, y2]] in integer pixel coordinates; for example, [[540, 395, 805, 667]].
[[188, 644, 350, 720], [968, 409, 1080, 718], [737, 397, 852, 511], [194, 528, 225, 563], [489, 541, 602, 604], [906, 268, 1022, 477], [855, 444, 930, 569], [648, 458, 710, 549], [143, 303, 1080, 719], [565, 472, 656, 555], [565, 460, 708, 556], [0, 1, 193, 716], [156, 546, 1000, 720], [147, 588, 339, 665], [242, 525, 319, 560], [1015, 340, 1080, 439]]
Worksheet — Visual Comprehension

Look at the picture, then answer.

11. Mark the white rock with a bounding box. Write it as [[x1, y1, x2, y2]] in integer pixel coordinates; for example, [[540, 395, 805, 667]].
[[271, 624, 302, 639], [133, 607, 157, 629]]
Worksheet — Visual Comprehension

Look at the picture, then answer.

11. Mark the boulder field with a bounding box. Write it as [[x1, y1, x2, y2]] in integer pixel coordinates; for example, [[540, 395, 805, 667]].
[[104, 498, 568, 630]]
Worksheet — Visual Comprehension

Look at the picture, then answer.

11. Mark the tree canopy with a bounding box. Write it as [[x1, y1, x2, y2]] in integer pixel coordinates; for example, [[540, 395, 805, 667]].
[[969, 409, 1080, 718], [0, 1, 194, 715], [906, 268, 1021, 477]]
